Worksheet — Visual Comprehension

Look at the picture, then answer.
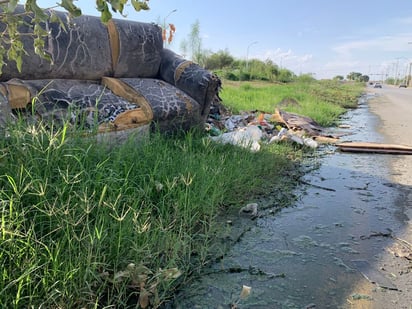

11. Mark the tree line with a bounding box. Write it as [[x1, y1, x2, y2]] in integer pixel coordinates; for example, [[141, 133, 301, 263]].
[[195, 48, 299, 83], [179, 20, 300, 83]]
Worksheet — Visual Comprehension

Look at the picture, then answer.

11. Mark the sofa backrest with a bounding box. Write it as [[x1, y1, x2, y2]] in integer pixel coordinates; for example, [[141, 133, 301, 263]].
[[110, 18, 163, 78], [0, 5, 163, 81]]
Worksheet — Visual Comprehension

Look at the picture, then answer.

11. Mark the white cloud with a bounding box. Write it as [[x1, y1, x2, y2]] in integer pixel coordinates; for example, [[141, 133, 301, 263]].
[[323, 60, 361, 71], [312, 30, 412, 79], [298, 54, 313, 63], [297, 25, 318, 38], [333, 33, 412, 56], [263, 48, 291, 61], [393, 16, 412, 25], [250, 48, 313, 68]]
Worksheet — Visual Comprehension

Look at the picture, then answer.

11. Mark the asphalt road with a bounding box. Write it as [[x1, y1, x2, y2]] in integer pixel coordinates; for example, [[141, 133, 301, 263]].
[[368, 84, 412, 200], [366, 85, 412, 308], [368, 84, 412, 152]]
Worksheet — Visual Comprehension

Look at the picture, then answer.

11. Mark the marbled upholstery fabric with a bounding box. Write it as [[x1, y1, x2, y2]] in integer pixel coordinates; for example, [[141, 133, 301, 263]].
[[0, 5, 221, 135]]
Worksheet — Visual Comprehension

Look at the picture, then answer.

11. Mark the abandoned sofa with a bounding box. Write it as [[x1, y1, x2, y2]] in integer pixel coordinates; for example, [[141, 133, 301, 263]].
[[0, 5, 220, 136]]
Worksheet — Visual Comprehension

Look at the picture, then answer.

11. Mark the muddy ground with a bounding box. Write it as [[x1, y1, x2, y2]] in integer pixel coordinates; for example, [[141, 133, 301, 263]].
[[171, 86, 412, 309]]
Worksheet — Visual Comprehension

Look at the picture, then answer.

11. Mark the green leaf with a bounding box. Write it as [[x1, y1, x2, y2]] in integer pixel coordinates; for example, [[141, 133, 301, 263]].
[[59, 0, 82, 17], [49, 11, 67, 32], [100, 5, 112, 23], [0, 47, 6, 76], [108, 0, 123, 12], [131, 0, 150, 12], [33, 23, 49, 37], [7, 45, 17, 60], [95, 1, 113, 22], [7, 44, 25, 73], [96, 0, 105, 11], [15, 55, 22, 73], [49, 11, 60, 23], [24, 0, 48, 22]]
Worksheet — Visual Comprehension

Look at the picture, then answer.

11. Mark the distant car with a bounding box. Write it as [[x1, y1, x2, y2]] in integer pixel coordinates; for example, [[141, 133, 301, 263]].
[[373, 83, 382, 88], [399, 84, 407, 88]]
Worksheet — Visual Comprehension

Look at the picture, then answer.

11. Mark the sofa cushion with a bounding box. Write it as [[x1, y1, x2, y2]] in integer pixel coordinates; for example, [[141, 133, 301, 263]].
[[2, 77, 202, 133], [105, 78, 202, 132], [2, 79, 151, 132]]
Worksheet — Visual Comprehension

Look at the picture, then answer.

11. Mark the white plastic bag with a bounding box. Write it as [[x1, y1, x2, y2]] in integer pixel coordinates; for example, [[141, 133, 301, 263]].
[[210, 125, 262, 152]]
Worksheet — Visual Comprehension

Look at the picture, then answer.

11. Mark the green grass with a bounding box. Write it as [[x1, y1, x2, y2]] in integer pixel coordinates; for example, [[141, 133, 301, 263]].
[[0, 122, 298, 308], [221, 80, 364, 126], [0, 79, 364, 308]]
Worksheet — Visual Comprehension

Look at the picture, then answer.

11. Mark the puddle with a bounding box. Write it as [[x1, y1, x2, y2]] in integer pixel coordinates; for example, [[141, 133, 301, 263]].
[[171, 95, 412, 309]]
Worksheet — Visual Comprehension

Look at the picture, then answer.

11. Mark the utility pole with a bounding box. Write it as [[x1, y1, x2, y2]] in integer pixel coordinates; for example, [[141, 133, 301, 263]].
[[246, 41, 258, 72], [408, 42, 412, 85], [395, 57, 401, 85]]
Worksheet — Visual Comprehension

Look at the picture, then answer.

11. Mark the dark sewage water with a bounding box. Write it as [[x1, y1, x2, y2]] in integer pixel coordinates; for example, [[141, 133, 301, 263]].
[[172, 95, 412, 309]]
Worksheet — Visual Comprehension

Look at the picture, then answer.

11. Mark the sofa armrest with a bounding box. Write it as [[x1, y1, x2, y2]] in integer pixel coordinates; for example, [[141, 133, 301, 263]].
[[159, 49, 221, 122]]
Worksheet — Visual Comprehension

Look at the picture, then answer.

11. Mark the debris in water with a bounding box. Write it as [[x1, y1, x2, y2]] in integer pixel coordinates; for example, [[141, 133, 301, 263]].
[[239, 203, 258, 217], [239, 285, 252, 299], [299, 179, 336, 192], [231, 285, 252, 309], [360, 230, 392, 240], [337, 141, 412, 155]]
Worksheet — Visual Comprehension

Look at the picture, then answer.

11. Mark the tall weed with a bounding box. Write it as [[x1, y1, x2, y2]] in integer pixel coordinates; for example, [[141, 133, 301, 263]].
[[0, 122, 296, 307]]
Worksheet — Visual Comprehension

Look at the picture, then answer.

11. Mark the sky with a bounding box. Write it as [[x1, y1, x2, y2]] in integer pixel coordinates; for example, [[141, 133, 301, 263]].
[[32, 0, 412, 79]]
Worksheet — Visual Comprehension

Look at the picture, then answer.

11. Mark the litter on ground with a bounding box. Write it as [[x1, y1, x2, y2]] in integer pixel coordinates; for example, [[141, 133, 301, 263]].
[[206, 102, 337, 151]]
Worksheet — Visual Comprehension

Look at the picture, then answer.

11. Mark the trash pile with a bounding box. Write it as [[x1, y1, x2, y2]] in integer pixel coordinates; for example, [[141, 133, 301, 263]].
[[205, 101, 338, 152]]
